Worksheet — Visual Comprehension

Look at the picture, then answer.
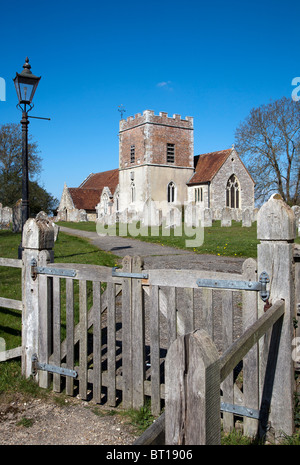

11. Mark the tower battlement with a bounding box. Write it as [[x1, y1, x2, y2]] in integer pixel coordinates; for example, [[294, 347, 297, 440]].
[[120, 110, 193, 133]]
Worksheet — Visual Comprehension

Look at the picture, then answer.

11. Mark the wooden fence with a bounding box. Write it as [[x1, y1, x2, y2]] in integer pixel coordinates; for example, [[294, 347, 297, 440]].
[[0, 194, 299, 444]]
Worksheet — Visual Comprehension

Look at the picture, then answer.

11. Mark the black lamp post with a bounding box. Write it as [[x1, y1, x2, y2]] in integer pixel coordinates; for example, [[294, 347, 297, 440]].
[[13, 57, 41, 257]]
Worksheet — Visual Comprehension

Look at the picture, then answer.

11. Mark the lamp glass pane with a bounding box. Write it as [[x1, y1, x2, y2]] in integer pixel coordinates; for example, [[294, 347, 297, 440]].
[[19, 82, 35, 103]]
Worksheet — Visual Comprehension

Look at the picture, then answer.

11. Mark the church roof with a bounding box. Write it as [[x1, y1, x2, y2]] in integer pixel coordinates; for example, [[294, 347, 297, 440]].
[[68, 188, 103, 211], [79, 168, 119, 194], [187, 149, 232, 185]]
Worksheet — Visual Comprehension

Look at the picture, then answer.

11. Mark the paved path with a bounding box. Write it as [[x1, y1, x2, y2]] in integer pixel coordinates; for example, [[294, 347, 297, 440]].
[[59, 226, 245, 273]]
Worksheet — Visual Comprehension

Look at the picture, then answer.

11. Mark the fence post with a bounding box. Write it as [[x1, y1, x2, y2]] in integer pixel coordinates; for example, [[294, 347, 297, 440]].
[[21, 213, 54, 378], [257, 194, 296, 439], [165, 329, 221, 445]]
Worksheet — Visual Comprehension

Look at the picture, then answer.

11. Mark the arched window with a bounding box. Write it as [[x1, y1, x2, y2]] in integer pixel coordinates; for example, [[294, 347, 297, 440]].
[[167, 181, 176, 203], [131, 182, 136, 203], [226, 175, 240, 208], [102, 193, 109, 214]]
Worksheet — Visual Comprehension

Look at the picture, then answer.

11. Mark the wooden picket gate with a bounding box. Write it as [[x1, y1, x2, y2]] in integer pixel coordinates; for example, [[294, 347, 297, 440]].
[[0, 194, 298, 444], [32, 254, 264, 422]]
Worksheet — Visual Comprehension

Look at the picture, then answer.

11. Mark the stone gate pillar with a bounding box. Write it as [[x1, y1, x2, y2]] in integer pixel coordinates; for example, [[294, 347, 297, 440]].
[[21, 212, 54, 377], [257, 194, 296, 439]]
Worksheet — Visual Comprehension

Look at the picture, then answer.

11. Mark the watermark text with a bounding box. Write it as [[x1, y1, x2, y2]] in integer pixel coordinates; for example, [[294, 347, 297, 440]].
[[292, 77, 300, 102], [0, 77, 6, 101]]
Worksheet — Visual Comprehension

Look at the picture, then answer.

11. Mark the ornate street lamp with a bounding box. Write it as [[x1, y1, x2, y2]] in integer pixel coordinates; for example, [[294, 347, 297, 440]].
[[13, 57, 41, 256]]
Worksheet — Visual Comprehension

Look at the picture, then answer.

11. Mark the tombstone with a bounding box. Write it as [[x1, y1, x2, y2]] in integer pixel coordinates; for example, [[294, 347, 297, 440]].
[[292, 206, 300, 236], [184, 202, 201, 228], [242, 208, 252, 227], [142, 199, 162, 227], [252, 207, 259, 222], [12, 199, 22, 233], [221, 207, 232, 227], [78, 209, 88, 222], [213, 208, 221, 221], [231, 208, 241, 222], [203, 207, 212, 227], [165, 204, 182, 228]]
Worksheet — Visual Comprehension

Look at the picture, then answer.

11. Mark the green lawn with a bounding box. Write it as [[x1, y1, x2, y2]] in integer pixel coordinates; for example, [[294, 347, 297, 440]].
[[0, 229, 120, 351], [58, 219, 300, 259]]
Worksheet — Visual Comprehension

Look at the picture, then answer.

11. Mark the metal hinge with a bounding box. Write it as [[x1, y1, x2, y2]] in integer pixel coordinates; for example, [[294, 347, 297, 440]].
[[196, 271, 270, 302], [221, 401, 260, 419], [31, 259, 77, 280], [31, 354, 78, 378], [112, 267, 148, 279]]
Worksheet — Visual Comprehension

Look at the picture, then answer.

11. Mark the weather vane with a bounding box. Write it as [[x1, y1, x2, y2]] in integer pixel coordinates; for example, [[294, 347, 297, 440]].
[[118, 104, 126, 119]]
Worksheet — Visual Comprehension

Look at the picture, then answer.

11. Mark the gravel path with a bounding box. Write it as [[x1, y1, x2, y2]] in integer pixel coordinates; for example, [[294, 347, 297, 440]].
[[1, 227, 244, 446]]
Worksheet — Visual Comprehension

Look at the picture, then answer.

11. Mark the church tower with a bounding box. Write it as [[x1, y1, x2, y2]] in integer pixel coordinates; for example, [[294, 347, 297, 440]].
[[118, 110, 194, 214]]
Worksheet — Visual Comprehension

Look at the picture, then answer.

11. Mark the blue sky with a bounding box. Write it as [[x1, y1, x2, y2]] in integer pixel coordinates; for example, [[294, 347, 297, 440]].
[[0, 0, 299, 202]]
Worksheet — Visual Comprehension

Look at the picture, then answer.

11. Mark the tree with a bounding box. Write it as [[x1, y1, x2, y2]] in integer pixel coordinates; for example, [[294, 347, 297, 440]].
[[0, 123, 58, 215], [234, 96, 300, 206]]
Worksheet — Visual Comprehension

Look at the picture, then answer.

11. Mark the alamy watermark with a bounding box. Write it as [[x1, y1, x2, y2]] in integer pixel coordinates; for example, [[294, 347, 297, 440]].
[[0, 77, 6, 101], [292, 77, 300, 102], [96, 200, 205, 248]]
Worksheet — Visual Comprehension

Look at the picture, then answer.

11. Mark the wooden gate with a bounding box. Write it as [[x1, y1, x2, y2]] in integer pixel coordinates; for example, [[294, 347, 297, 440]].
[[0, 193, 298, 443]]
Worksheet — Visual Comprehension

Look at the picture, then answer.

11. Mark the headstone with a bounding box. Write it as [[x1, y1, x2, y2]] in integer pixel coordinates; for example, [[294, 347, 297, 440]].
[[292, 206, 300, 236], [184, 202, 201, 228], [242, 208, 252, 227], [165, 205, 182, 228], [12, 199, 22, 233], [203, 208, 212, 227], [221, 207, 231, 227]]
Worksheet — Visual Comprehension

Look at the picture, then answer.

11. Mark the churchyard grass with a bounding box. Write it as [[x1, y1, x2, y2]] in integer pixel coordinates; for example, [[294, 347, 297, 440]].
[[0, 229, 120, 351]]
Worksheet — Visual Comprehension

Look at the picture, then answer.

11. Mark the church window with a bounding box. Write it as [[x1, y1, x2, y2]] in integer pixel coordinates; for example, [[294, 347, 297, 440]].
[[194, 187, 203, 202], [131, 182, 136, 203], [226, 175, 240, 209], [103, 193, 109, 214], [130, 145, 135, 163], [167, 181, 176, 203], [167, 143, 175, 163]]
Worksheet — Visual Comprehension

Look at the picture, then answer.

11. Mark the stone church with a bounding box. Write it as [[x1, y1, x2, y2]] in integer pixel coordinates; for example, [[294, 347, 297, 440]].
[[57, 110, 255, 225]]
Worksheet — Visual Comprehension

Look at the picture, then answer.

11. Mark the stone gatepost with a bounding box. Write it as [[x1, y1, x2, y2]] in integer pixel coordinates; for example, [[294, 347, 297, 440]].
[[21, 213, 54, 378], [257, 194, 296, 439]]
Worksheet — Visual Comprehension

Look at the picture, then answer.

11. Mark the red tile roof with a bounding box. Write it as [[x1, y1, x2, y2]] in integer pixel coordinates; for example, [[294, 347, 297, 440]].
[[187, 149, 231, 185], [69, 188, 103, 211], [79, 168, 119, 193]]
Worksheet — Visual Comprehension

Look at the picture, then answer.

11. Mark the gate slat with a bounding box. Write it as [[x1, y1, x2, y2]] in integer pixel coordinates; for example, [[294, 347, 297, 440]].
[[242, 259, 259, 436], [132, 256, 145, 409], [201, 288, 213, 338], [167, 287, 176, 347], [150, 285, 160, 416], [92, 281, 101, 404], [79, 280, 88, 400], [38, 274, 51, 389], [53, 277, 61, 392], [121, 257, 132, 409], [107, 281, 116, 406], [221, 290, 234, 432], [66, 278, 74, 396]]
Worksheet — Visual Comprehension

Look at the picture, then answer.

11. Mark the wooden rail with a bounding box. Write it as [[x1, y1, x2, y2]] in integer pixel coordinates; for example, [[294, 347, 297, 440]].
[[136, 300, 285, 445], [0, 258, 22, 362]]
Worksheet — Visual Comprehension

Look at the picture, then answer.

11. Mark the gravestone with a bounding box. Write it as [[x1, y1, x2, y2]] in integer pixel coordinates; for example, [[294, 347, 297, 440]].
[[221, 207, 231, 227], [12, 199, 22, 233], [203, 208, 212, 227], [242, 208, 252, 227]]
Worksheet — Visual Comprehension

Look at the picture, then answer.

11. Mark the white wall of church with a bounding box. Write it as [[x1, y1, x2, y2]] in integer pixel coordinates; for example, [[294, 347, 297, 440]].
[[119, 164, 194, 216]]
